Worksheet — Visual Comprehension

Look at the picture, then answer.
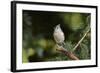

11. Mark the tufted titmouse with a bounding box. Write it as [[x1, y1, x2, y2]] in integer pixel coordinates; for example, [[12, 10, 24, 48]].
[[53, 24, 65, 47]]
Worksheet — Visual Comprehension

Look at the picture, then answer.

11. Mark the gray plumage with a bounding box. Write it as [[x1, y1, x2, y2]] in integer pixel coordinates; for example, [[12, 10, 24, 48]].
[[53, 24, 65, 46]]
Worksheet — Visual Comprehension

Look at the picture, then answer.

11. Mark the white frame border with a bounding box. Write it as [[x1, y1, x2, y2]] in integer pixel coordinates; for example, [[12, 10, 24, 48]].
[[15, 2, 97, 70]]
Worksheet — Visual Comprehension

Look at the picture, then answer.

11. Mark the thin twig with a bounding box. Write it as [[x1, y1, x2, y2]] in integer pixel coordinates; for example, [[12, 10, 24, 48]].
[[72, 28, 90, 51]]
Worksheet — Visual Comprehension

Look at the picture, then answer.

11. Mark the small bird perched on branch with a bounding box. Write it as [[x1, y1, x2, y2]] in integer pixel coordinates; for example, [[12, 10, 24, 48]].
[[53, 24, 79, 60], [53, 24, 65, 47]]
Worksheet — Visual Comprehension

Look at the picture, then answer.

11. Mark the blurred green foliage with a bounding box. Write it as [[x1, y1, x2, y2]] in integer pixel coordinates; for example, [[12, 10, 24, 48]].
[[22, 10, 91, 63]]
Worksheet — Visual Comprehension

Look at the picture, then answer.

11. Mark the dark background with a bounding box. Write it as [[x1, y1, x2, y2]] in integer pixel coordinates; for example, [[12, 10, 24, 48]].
[[22, 10, 91, 63]]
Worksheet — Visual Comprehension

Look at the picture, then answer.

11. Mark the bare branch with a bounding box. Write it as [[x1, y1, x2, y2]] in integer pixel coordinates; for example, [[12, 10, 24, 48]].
[[56, 45, 79, 60]]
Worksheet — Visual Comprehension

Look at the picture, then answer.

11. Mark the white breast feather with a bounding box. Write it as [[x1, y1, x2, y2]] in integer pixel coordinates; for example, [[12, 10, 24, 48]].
[[53, 31, 64, 43]]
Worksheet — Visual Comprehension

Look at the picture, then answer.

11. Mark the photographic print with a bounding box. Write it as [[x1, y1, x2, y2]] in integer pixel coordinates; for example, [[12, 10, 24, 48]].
[[11, 1, 98, 72]]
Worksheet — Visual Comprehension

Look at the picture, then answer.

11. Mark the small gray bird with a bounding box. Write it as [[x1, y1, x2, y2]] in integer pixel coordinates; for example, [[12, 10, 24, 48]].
[[53, 24, 65, 47]]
